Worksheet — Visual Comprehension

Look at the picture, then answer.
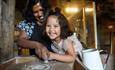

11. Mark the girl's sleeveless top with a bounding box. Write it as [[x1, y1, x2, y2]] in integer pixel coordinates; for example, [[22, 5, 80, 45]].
[[51, 39, 69, 54]]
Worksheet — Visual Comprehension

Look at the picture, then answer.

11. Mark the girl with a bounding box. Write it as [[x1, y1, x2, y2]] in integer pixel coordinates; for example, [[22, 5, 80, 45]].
[[45, 9, 75, 63]]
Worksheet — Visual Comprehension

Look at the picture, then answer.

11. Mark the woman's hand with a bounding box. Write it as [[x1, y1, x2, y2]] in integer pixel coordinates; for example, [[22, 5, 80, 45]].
[[41, 47, 50, 60], [35, 47, 42, 58], [35, 46, 50, 60]]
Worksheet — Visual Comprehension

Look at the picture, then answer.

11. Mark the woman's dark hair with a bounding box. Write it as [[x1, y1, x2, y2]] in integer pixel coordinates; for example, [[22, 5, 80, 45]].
[[23, 0, 51, 23], [46, 7, 73, 39]]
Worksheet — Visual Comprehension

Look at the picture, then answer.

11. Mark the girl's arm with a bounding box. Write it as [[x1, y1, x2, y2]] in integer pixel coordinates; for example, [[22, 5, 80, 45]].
[[49, 40, 76, 63]]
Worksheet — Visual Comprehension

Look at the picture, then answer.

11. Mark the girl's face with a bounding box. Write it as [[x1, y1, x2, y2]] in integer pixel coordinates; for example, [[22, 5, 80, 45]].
[[33, 3, 44, 22], [46, 16, 61, 42]]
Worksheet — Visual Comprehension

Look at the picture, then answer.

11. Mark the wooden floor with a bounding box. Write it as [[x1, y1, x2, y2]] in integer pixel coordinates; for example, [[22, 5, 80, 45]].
[[73, 54, 115, 70]]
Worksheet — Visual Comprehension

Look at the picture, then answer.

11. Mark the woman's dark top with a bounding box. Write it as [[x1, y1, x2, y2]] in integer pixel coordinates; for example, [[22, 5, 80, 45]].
[[17, 20, 52, 55]]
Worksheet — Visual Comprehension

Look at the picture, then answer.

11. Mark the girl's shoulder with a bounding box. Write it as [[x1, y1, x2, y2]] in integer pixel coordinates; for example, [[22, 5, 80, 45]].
[[64, 37, 73, 43], [63, 38, 73, 47]]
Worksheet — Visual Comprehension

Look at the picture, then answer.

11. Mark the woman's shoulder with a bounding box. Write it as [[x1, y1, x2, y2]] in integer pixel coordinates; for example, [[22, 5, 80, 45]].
[[16, 20, 35, 38], [18, 20, 30, 25], [17, 20, 27, 26], [17, 20, 35, 28]]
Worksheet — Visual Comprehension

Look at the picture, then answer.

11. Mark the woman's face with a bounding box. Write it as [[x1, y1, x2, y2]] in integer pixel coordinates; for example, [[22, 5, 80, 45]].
[[32, 3, 44, 22], [46, 16, 61, 41]]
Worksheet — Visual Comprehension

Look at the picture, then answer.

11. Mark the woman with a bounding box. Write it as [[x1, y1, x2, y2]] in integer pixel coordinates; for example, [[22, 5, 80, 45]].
[[17, 0, 52, 57]]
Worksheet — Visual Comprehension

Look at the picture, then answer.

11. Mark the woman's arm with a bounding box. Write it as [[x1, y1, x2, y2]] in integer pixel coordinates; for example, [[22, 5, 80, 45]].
[[17, 31, 44, 49], [17, 31, 49, 58], [49, 40, 75, 63]]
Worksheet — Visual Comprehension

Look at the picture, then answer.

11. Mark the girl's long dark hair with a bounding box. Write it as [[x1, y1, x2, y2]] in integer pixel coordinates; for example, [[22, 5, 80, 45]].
[[46, 7, 73, 39]]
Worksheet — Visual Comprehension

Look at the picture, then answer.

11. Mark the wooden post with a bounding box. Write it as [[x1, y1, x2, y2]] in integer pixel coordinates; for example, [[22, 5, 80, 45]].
[[0, 0, 1, 43], [82, 0, 87, 46], [0, 0, 15, 63], [0, 0, 2, 63]]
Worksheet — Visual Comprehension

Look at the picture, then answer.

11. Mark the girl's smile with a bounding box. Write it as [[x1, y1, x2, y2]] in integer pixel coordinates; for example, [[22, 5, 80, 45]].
[[46, 16, 61, 43]]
